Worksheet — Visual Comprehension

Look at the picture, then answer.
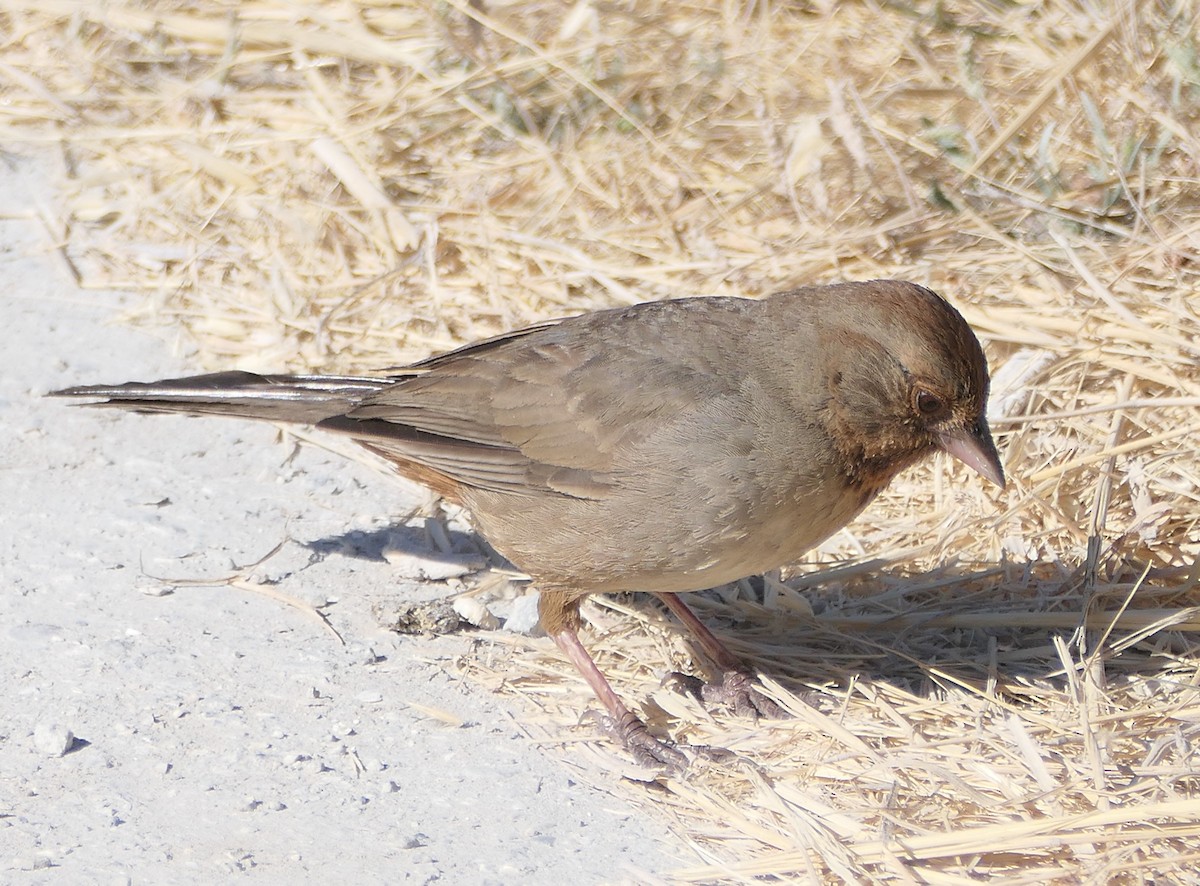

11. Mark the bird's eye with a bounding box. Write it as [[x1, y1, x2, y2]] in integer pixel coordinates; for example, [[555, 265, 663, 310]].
[[915, 390, 945, 416]]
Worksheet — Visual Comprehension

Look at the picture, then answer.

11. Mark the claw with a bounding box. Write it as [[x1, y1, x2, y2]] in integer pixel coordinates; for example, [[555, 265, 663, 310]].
[[584, 709, 689, 771], [664, 669, 788, 720]]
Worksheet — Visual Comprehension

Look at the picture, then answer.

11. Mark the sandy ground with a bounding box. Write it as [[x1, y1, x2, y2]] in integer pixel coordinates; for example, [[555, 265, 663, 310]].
[[0, 153, 679, 883]]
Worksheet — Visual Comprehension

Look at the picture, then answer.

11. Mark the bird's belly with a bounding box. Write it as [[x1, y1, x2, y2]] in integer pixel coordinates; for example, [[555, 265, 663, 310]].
[[667, 483, 872, 589], [469, 479, 875, 595]]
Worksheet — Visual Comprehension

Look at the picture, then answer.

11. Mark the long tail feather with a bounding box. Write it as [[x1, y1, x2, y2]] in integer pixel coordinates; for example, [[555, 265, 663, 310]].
[[50, 371, 392, 425]]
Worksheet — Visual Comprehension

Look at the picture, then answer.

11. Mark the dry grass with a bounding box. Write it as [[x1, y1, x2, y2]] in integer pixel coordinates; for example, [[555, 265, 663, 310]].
[[4, 0, 1199, 881]]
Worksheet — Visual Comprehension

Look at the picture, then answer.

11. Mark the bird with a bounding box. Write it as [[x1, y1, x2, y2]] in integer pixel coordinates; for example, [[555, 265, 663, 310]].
[[52, 279, 1005, 769]]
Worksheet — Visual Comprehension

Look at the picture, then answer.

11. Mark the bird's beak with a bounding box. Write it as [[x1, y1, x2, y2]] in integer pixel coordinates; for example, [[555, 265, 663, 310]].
[[937, 418, 1005, 489]]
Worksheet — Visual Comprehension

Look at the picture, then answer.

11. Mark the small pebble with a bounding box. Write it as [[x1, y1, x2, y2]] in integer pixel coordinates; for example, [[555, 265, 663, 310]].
[[8, 623, 66, 645], [33, 721, 75, 757], [296, 587, 336, 609], [198, 697, 235, 715], [452, 596, 499, 630], [346, 644, 381, 665], [402, 833, 429, 850], [13, 852, 55, 871], [503, 592, 541, 635], [137, 584, 174, 597]]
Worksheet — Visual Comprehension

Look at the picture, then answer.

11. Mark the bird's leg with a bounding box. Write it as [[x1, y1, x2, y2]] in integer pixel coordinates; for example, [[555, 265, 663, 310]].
[[657, 591, 745, 671], [657, 591, 787, 720], [540, 590, 687, 770], [550, 628, 687, 770]]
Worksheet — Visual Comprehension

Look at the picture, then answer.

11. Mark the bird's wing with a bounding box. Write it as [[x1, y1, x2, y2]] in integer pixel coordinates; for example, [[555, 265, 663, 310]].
[[319, 300, 754, 500]]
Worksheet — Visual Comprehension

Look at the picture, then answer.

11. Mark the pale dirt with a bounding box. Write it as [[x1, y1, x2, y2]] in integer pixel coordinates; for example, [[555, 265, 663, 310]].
[[0, 153, 678, 885]]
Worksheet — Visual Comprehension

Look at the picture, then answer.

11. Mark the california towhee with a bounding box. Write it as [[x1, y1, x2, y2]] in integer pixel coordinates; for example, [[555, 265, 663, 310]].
[[54, 279, 1004, 768]]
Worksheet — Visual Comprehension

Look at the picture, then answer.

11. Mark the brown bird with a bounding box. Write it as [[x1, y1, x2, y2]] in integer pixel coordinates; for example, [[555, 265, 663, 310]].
[[52, 279, 1004, 768]]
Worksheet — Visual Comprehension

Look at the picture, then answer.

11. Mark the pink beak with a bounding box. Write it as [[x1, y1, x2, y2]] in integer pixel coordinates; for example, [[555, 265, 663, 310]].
[[938, 419, 1005, 489]]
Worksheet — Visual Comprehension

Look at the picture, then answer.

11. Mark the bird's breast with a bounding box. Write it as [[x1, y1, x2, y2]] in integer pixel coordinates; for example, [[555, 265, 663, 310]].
[[466, 455, 874, 595]]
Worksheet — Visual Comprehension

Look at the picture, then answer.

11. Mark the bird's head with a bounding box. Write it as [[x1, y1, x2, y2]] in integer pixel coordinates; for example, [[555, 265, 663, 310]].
[[818, 280, 1005, 491]]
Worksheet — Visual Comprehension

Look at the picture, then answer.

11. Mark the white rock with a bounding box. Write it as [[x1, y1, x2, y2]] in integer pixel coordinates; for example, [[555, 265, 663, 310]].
[[33, 721, 74, 757], [137, 583, 174, 597], [503, 592, 541, 635], [13, 851, 55, 871], [452, 596, 499, 630]]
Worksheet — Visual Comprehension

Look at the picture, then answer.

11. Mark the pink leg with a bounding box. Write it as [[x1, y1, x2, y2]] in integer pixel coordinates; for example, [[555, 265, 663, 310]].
[[657, 592, 745, 671], [550, 628, 687, 770], [551, 627, 636, 720], [657, 592, 786, 719]]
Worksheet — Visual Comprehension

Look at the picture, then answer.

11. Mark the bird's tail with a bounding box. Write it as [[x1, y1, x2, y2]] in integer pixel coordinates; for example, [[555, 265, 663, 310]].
[[50, 370, 394, 425]]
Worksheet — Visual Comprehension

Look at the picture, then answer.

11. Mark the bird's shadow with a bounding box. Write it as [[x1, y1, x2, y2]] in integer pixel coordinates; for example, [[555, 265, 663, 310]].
[[648, 557, 1196, 703], [302, 522, 486, 564], [295, 524, 1193, 701]]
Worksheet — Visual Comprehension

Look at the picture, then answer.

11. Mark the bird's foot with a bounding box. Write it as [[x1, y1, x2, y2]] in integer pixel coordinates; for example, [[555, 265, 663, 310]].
[[584, 710, 689, 771], [664, 669, 788, 720]]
